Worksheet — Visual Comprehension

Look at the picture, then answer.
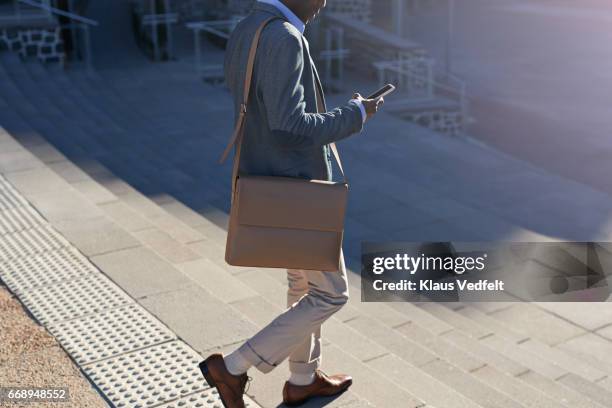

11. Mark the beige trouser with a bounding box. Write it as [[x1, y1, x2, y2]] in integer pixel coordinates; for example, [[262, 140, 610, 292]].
[[237, 252, 349, 374]]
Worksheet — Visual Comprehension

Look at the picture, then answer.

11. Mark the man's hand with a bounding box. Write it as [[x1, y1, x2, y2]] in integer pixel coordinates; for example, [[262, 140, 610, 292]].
[[352, 93, 384, 121]]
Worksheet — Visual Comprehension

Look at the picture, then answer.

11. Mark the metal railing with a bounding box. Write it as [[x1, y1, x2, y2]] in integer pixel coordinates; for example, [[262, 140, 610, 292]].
[[375, 57, 435, 97], [435, 70, 468, 123], [319, 26, 350, 92], [18, 0, 97, 26], [0, 0, 49, 23], [186, 17, 242, 80], [4, 0, 99, 68], [374, 57, 469, 133], [140, 12, 177, 60]]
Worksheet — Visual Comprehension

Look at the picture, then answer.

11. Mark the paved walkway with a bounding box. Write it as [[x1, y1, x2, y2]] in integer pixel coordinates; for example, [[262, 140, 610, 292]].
[[1, 38, 612, 407], [0, 169, 260, 408]]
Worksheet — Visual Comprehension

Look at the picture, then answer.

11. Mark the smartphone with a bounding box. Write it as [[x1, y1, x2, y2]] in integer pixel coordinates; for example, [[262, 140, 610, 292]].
[[367, 84, 396, 99]]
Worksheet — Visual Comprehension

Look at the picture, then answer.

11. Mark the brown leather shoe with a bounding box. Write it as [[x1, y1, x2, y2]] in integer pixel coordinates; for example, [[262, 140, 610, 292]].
[[199, 354, 249, 408], [282, 370, 353, 406]]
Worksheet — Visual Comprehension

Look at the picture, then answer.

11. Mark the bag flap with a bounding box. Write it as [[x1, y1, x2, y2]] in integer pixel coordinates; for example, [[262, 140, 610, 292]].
[[236, 176, 348, 232]]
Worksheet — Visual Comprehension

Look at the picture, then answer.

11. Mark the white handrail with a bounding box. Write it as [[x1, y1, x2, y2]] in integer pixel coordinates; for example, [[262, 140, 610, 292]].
[[141, 13, 178, 25], [375, 58, 470, 133], [18, 0, 99, 26], [376, 60, 466, 97]]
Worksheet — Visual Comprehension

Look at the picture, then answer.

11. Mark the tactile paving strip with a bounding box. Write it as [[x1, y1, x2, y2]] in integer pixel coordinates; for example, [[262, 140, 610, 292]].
[[0, 225, 70, 262], [0, 177, 28, 210], [0, 247, 96, 295], [0, 170, 262, 408], [49, 303, 176, 365], [155, 387, 257, 408], [84, 341, 207, 408], [0, 205, 45, 235], [18, 273, 133, 325]]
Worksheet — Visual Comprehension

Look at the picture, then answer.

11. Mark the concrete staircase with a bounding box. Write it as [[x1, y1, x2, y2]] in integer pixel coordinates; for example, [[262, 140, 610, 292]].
[[2, 51, 612, 408]]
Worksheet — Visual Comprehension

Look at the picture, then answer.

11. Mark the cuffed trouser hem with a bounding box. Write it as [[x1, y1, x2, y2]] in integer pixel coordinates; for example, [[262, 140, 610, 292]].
[[237, 341, 276, 374], [289, 358, 320, 375]]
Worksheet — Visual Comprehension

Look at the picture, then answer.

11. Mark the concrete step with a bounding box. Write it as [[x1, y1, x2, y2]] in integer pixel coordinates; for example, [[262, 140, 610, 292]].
[[35, 69, 390, 262], [227, 292, 426, 408], [418, 302, 608, 379], [302, 263, 607, 400], [3, 51, 612, 408], [5, 61, 165, 150], [0, 67, 378, 404], [3, 58, 158, 149], [316, 282, 606, 407], [456, 304, 608, 381], [0, 82, 202, 252], [440, 330, 607, 408], [0, 130, 378, 407], [26, 118, 596, 408], [3, 59, 596, 396], [486, 303, 587, 347], [430, 308, 605, 406], [378, 305, 605, 406], [221, 266, 539, 408], [237, 268, 595, 408], [557, 372, 612, 407], [24, 62, 125, 134], [0, 140, 265, 408], [408, 303, 610, 404], [0, 89, 437, 408], [2, 66, 208, 208]]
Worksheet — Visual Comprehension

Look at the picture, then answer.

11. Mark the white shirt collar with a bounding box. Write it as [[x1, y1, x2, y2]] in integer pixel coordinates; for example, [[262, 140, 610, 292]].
[[258, 0, 305, 34]]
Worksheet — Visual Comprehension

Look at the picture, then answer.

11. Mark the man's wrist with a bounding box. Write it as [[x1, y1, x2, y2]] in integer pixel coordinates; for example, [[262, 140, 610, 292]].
[[349, 99, 367, 124]]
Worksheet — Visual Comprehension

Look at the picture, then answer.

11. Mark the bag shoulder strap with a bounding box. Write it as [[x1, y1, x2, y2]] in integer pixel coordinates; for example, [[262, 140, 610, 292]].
[[219, 17, 346, 195], [219, 16, 276, 165]]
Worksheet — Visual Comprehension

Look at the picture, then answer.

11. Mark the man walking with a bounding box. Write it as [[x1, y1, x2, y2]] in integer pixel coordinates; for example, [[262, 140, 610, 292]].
[[200, 1, 383, 407]]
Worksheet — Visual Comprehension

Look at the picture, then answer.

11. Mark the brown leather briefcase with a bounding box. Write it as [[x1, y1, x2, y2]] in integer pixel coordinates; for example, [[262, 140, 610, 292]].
[[219, 17, 348, 272]]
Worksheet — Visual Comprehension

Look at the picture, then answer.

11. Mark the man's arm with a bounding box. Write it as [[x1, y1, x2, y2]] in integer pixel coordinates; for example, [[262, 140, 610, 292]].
[[259, 31, 364, 150]]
